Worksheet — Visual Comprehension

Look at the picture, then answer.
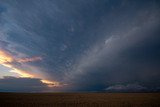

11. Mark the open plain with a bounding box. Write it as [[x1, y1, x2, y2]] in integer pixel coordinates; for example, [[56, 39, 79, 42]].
[[0, 93, 160, 107]]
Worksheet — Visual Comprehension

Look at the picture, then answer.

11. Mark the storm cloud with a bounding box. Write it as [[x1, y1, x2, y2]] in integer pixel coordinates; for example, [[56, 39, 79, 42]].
[[0, 0, 160, 92], [0, 76, 48, 92]]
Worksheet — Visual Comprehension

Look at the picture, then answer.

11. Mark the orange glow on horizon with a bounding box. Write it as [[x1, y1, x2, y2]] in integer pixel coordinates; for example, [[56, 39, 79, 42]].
[[41, 79, 60, 87], [10, 69, 34, 78], [0, 50, 34, 78], [0, 49, 60, 88]]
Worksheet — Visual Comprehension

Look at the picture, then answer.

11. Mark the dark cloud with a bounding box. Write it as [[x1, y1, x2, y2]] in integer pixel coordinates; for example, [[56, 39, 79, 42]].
[[105, 83, 147, 92], [0, 76, 48, 92], [64, 4, 160, 91], [0, 0, 160, 92]]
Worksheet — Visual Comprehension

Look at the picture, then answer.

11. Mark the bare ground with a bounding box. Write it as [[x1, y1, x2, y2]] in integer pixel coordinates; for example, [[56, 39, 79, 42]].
[[0, 93, 160, 107]]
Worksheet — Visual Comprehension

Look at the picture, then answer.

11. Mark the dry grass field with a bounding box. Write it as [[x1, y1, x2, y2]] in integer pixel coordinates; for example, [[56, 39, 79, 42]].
[[0, 93, 160, 107]]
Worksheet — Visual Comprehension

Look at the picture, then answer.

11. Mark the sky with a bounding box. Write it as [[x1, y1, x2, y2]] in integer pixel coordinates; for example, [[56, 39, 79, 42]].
[[0, 0, 160, 92]]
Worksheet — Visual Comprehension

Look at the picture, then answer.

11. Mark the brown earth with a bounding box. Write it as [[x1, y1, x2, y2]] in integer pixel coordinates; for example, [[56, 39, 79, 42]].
[[0, 93, 160, 107]]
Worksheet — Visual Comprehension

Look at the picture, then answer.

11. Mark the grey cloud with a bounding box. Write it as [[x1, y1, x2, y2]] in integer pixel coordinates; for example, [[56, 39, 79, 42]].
[[64, 2, 160, 91], [105, 83, 147, 92], [0, 0, 160, 92], [0, 0, 114, 81], [0, 76, 48, 92]]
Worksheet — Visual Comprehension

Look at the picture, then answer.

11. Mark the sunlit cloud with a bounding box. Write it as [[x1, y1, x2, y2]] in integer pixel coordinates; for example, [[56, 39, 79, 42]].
[[10, 69, 34, 78], [17, 56, 42, 63], [0, 49, 60, 87], [0, 50, 14, 64], [41, 79, 60, 87], [0, 49, 38, 78]]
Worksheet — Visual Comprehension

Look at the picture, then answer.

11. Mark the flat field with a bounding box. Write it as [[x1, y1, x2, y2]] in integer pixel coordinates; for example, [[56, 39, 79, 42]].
[[0, 93, 160, 107]]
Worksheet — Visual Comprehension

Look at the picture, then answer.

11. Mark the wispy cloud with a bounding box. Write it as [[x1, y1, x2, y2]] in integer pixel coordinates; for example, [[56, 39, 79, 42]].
[[0, 49, 60, 87], [0, 0, 160, 92], [0, 49, 40, 77], [64, 4, 160, 91], [17, 56, 42, 63], [0, 50, 14, 64]]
